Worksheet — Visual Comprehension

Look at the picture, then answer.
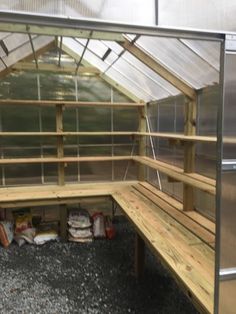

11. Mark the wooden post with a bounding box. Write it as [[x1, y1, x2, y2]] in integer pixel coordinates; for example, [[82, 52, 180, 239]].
[[60, 204, 67, 241], [138, 105, 147, 181], [183, 97, 197, 211], [56, 104, 65, 186], [135, 233, 145, 278]]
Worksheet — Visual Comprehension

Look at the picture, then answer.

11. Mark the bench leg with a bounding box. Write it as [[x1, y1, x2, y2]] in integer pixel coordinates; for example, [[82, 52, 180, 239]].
[[60, 204, 67, 241], [135, 233, 145, 278]]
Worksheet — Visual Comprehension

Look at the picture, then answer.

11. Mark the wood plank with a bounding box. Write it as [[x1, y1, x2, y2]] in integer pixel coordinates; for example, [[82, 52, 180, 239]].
[[138, 106, 146, 180], [0, 131, 136, 136], [112, 189, 214, 314], [139, 182, 215, 234], [0, 156, 132, 164], [56, 104, 65, 186], [139, 132, 216, 143], [0, 99, 144, 108], [183, 98, 197, 211], [133, 156, 216, 195], [132, 184, 215, 246]]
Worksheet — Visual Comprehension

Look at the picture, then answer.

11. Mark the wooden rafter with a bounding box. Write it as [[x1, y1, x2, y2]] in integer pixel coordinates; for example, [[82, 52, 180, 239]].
[[121, 39, 197, 100], [12, 62, 100, 75]]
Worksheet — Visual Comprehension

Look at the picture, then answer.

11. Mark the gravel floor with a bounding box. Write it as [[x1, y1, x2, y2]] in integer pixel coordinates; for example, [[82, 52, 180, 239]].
[[0, 217, 198, 314]]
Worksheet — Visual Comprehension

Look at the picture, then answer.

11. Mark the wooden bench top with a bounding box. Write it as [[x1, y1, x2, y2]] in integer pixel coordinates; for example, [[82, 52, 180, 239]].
[[0, 180, 215, 313], [113, 184, 214, 314]]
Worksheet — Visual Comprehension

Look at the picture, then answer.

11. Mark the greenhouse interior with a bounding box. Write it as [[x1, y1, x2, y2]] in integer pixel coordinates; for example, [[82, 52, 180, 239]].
[[0, 2, 235, 314]]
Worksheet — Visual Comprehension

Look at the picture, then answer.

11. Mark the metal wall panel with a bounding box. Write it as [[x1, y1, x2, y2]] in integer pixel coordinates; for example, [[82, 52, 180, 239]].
[[217, 46, 236, 314]]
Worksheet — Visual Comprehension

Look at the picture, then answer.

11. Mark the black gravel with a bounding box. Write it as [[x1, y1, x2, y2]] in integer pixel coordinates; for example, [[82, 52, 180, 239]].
[[0, 217, 198, 314]]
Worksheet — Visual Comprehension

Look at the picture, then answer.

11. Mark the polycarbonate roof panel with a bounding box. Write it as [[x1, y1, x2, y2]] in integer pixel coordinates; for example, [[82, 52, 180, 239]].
[[180, 39, 220, 71], [2, 36, 53, 68], [0, 0, 156, 25], [122, 51, 180, 96], [62, 38, 152, 101], [69, 38, 180, 100], [133, 35, 220, 89]]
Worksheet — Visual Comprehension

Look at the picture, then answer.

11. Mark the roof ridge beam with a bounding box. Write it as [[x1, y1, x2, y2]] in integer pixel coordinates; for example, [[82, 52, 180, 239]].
[[121, 39, 197, 100]]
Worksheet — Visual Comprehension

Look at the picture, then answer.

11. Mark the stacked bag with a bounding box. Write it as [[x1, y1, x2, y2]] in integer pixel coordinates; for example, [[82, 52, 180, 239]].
[[68, 209, 93, 243]]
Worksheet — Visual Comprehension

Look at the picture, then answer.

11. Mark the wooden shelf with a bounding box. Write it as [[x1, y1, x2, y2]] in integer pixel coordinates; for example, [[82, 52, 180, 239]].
[[0, 99, 144, 108], [0, 156, 132, 164], [0, 131, 137, 136], [133, 156, 216, 195], [0, 131, 216, 143], [140, 132, 217, 143]]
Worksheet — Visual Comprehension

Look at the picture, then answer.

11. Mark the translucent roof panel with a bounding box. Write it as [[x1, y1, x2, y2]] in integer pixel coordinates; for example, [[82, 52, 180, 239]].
[[131, 35, 220, 89], [62, 38, 154, 101], [2, 36, 53, 68], [69, 38, 180, 101], [180, 39, 220, 71], [0, 0, 156, 25]]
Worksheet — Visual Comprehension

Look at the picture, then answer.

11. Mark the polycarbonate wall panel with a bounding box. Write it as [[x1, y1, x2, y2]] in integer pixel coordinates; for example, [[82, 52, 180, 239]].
[[158, 0, 236, 31], [0, 0, 156, 25], [0, 67, 138, 186], [218, 51, 236, 314], [146, 95, 185, 201]]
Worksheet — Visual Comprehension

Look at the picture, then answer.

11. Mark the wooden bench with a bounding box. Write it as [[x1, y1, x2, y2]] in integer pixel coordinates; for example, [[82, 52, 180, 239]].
[[0, 180, 215, 313], [112, 182, 215, 314]]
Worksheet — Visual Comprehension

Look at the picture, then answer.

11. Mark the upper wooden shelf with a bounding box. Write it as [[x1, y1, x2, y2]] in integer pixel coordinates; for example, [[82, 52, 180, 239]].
[[139, 132, 217, 143], [0, 99, 144, 108], [133, 156, 216, 195], [0, 156, 132, 164], [0, 131, 217, 143], [0, 131, 137, 136]]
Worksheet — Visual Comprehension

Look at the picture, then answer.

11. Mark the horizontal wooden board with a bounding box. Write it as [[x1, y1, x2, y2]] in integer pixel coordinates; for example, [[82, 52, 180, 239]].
[[0, 99, 144, 108], [133, 156, 216, 195], [0, 156, 132, 164], [139, 132, 217, 143]]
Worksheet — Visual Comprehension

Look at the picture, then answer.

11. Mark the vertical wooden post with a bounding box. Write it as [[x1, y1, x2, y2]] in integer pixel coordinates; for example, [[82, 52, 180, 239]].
[[135, 233, 145, 278], [183, 97, 197, 211], [60, 204, 67, 241], [56, 104, 65, 186], [138, 105, 147, 181]]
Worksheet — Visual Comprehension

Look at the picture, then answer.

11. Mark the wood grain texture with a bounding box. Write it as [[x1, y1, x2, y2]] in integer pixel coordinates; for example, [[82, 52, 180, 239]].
[[113, 187, 214, 314], [133, 156, 216, 195]]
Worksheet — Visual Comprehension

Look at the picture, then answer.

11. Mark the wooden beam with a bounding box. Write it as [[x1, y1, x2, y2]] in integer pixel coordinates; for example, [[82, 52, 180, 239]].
[[0, 99, 143, 108], [133, 156, 216, 195], [183, 97, 197, 211], [12, 62, 100, 75], [60, 42, 141, 102], [60, 204, 67, 241], [121, 39, 196, 100], [134, 233, 145, 278], [0, 23, 125, 42], [0, 131, 217, 143], [138, 106, 147, 180], [0, 156, 132, 165], [56, 104, 65, 186]]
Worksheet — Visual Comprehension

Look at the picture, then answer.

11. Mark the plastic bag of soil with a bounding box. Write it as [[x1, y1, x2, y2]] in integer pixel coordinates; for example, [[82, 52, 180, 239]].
[[68, 209, 91, 229], [0, 221, 14, 248]]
